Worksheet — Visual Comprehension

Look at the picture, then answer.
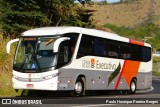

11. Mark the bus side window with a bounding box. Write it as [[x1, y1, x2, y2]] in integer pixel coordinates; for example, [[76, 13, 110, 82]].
[[141, 47, 151, 62], [132, 45, 142, 61], [63, 33, 79, 56], [107, 42, 119, 58], [77, 35, 93, 58], [57, 41, 70, 68], [94, 38, 105, 57], [120, 44, 131, 59]]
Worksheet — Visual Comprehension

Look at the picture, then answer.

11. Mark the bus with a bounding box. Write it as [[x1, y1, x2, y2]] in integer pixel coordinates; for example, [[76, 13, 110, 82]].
[[7, 26, 152, 96]]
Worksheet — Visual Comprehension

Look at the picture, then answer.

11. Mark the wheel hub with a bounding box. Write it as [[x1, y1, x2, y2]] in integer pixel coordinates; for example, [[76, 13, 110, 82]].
[[131, 82, 136, 92], [75, 82, 82, 93]]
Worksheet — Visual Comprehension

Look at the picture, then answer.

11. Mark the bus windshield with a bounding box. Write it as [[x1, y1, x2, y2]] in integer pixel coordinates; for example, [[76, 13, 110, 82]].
[[13, 37, 59, 71]]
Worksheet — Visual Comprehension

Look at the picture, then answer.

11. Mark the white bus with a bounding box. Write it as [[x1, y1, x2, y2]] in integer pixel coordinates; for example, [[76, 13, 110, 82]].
[[7, 26, 152, 96]]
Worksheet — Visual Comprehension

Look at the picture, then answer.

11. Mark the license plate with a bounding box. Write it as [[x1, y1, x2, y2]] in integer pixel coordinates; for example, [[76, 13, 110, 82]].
[[26, 84, 34, 88]]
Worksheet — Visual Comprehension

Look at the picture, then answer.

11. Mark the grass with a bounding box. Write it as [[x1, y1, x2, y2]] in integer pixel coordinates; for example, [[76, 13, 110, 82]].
[[0, 72, 22, 96], [0, 35, 22, 97], [153, 56, 160, 76]]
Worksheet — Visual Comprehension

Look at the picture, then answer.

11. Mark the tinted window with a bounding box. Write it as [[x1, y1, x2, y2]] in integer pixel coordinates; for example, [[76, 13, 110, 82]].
[[57, 33, 79, 68], [94, 38, 106, 57], [77, 35, 94, 58], [120, 44, 131, 59], [107, 41, 119, 58], [77, 34, 151, 62], [142, 47, 151, 62]]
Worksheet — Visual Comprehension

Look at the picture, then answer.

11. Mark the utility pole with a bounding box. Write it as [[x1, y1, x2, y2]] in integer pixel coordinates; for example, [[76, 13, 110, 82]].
[[143, 37, 152, 42]]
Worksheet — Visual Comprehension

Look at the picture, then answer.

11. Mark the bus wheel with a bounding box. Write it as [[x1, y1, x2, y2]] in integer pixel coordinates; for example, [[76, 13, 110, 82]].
[[129, 79, 137, 94], [72, 78, 84, 97]]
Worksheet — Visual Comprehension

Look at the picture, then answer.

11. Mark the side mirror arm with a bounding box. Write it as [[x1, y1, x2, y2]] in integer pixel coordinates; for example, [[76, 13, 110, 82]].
[[53, 37, 70, 53], [6, 39, 19, 53]]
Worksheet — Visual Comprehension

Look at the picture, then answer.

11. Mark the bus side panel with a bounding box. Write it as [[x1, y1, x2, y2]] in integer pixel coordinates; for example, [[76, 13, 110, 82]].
[[57, 68, 130, 90], [57, 68, 110, 90], [136, 60, 152, 90], [57, 57, 130, 91], [57, 68, 94, 90], [137, 72, 152, 89]]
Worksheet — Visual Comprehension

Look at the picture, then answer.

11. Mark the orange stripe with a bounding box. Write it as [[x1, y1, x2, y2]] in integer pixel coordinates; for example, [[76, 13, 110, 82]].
[[129, 39, 144, 46], [115, 60, 126, 90], [122, 60, 140, 87], [115, 60, 140, 89], [115, 39, 144, 90]]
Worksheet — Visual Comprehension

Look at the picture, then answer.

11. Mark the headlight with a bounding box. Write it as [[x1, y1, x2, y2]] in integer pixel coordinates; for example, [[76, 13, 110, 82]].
[[13, 75, 19, 79], [42, 72, 60, 80]]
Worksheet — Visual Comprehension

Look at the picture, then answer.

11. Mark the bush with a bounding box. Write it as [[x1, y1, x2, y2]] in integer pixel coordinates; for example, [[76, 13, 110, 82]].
[[153, 57, 160, 76], [0, 50, 7, 61]]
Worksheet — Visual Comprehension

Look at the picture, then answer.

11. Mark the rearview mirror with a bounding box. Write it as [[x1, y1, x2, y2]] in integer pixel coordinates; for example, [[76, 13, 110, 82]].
[[6, 39, 19, 53]]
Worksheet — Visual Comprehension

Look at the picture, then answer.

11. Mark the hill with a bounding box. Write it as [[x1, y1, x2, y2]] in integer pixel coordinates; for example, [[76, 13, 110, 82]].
[[87, 0, 160, 28]]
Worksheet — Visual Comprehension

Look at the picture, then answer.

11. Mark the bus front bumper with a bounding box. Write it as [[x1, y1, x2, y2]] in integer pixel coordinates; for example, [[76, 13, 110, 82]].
[[12, 77, 58, 91]]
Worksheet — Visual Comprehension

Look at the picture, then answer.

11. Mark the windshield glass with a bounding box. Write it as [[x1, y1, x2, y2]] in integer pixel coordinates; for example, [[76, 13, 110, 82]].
[[13, 37, 59, 71]]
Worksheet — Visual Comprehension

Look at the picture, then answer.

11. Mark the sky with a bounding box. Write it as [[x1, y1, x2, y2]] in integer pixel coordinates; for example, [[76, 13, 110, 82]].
[[92, 0, 120, 3], [95, 0, 120, 3], [106, 0, 120, 3], [75, 0, 121, 3]]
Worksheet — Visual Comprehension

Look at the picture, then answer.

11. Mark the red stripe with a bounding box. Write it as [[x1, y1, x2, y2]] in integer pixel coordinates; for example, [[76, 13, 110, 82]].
[[115, 60, 126, 90], [129, 39, 144, 46]]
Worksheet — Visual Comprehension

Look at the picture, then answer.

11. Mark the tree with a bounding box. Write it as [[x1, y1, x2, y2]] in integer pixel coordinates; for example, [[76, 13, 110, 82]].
[[0, 0, 48, 38], [36, 0, 75, 26], [0, 0, 94, 38]]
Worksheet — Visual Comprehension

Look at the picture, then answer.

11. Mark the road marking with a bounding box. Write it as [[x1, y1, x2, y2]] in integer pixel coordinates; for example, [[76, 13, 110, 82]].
[[137, 86, 154, 93], [71, 104, 115, 107], [154, 78, 160, 81]]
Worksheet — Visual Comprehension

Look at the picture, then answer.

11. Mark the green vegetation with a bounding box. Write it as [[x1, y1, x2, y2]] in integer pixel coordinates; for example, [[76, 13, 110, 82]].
[[0, 72, 22, 96], [153, 57, 160, 76], [0, 0, 93, 38], [0, 36, 20, 96], [0, 50, 7, 62]]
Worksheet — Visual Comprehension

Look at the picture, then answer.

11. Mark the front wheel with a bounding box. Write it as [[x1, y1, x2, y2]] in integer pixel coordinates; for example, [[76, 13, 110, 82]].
[[129, 79, 137, 94], [71, 78, 85, 97]]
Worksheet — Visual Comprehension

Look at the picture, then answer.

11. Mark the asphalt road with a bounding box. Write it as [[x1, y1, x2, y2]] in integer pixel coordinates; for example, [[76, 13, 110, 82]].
[[0, 76, 160, 107]]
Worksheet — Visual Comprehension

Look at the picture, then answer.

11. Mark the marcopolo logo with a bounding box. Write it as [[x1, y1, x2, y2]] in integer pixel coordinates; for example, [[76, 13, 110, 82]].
[[91, 58, 95, 68], [82, 58, 95, 68]]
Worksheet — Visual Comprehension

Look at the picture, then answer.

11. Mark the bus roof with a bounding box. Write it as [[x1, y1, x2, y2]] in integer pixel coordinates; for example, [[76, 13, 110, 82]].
[[22, 26, 81, 36], [22, 26, 151, 47]]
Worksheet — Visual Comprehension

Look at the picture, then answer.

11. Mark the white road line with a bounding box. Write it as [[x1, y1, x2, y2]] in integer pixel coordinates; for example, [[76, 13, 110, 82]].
[[137, 86, 154, 93], [154, 79, 160, 81], [71, 104, 115, 107]]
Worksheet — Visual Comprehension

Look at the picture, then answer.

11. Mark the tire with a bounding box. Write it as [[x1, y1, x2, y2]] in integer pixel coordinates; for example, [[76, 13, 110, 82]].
[[129, 79, 137, 94], [72, 78, 85, 97]]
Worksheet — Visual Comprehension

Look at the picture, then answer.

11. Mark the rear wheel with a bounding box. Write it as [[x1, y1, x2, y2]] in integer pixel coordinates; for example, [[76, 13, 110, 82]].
[[71, 78, 85, 97], [129, 79, 137, 94]]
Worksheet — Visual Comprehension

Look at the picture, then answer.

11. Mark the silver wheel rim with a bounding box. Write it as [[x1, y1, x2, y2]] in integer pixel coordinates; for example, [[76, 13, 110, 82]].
[[75, 82, 82, 94], [131, 82, 136, 92]]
